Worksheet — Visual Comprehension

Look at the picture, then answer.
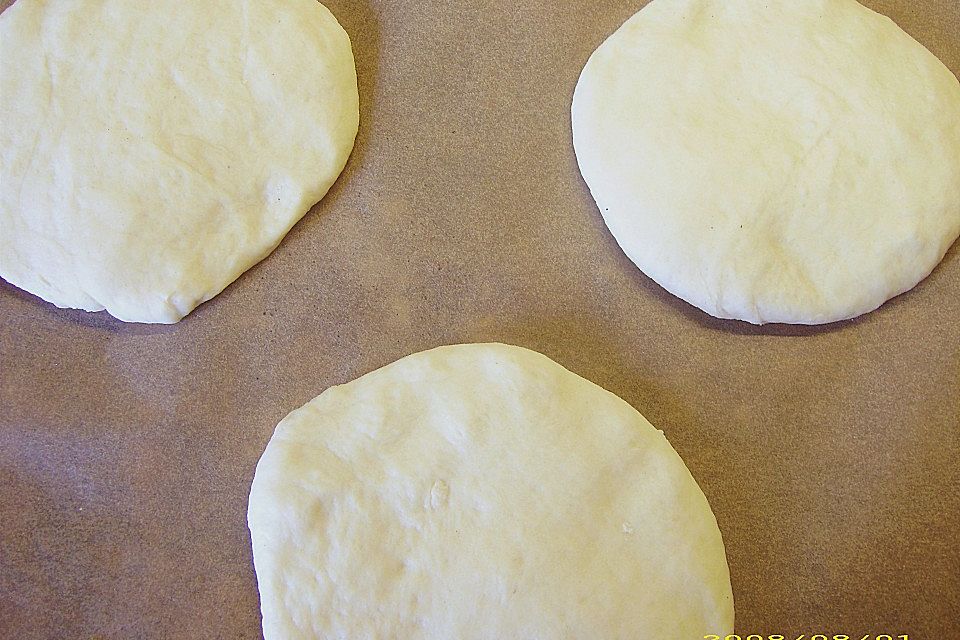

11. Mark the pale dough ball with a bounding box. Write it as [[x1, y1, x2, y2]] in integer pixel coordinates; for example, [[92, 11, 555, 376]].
[[572, 0, 960, 325], [0, 0, 358, 323], [248, 343, 733, 639]]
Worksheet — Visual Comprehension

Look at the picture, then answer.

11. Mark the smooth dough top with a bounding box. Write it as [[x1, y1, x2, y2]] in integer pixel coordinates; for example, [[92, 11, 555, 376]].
[[247, 343, 733, 640], [0, 0, 358, 323], [572, 0, 960, 325]]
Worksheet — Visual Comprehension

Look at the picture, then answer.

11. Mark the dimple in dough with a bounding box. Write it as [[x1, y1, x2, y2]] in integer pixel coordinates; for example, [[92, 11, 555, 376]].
[[0, 0, 358, 323], [248, 343, 734, 640], [572, 0, 960, 325]]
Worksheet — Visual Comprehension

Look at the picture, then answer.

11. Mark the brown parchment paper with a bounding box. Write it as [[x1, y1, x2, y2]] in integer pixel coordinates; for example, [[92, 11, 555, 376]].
[[1, 1, 958, 638]]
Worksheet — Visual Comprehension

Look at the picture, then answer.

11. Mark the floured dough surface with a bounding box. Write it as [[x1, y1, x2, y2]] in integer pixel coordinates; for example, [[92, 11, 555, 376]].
[[572, 0, 960, 325], [248, 343, 733, 640], [0, 0, 358, 323]]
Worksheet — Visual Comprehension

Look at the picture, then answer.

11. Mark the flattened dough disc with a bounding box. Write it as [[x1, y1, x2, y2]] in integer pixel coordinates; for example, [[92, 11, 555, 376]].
[[248, 343, 733, 639], [572, 0, 960, 325], [0, 0, 358, 323]]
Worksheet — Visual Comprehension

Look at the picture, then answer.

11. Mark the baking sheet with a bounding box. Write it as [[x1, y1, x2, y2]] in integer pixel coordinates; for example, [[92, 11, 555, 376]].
[[1, 0, 958, 637]]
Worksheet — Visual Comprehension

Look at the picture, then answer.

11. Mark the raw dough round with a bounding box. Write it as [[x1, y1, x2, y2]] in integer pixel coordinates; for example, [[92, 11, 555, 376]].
[[0, 0, 358, 323], [248, 343, 733, 639], [572, 0, 960, 325]]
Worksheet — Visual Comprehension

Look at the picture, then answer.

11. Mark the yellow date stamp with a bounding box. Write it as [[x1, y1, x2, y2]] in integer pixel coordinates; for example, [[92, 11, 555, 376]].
[[704, 636, 909, 640]]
